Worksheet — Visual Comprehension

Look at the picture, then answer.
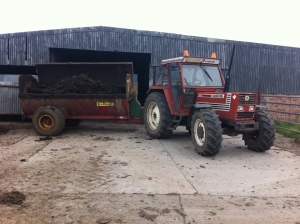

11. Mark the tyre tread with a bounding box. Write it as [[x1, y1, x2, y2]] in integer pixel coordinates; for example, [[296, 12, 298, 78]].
[[144, 92, 173, 139], [191, 109, 223, 156], [243, 110, 275, 152]]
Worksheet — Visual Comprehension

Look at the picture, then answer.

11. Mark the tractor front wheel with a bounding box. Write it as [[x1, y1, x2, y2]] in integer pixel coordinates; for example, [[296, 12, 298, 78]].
[[32, 106, 65, 136], [242, 110, 275, 152], [144, 92, 173, 138], [191, 109, 223, 156]]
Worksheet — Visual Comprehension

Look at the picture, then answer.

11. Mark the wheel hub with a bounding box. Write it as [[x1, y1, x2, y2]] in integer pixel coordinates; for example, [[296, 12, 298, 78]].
[[39, 115, 54, 130], [147, 102, 160, 130], [194, 119, 205, 146], [152, 112, 157, 120], [197, 126, 204, 139]]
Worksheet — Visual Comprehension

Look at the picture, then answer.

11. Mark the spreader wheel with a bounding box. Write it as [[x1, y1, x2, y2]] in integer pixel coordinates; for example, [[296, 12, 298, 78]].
[[32, 106, 65, 136]]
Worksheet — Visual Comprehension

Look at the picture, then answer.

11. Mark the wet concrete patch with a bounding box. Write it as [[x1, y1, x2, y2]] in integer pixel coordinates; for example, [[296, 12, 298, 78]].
[[0, 191, 26, 205]]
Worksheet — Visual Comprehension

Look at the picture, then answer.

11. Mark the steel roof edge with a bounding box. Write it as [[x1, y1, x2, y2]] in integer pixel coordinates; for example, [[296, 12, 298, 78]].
[[0, 25, 299, 52]]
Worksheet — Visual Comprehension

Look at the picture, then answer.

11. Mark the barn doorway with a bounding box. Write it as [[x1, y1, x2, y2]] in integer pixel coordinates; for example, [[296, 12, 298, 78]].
[[49, 48, 151, 105]]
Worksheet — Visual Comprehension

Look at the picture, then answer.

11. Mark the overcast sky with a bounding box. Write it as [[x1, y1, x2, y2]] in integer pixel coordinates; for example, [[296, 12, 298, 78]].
[[1, 0, 300, 48]]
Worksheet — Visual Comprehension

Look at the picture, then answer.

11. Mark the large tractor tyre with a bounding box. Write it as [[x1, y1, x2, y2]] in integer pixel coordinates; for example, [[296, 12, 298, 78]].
[[32, 106, 65, 136], [65, 119, 82, 127], [242, 110, 275, 152], [191, 109, 223, 156], [144, 92, 173, 139]]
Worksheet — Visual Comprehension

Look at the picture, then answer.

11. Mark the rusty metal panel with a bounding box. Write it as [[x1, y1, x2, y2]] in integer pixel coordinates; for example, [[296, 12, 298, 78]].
[[0, 86, 22, 114], [19, 95, 129, 118]]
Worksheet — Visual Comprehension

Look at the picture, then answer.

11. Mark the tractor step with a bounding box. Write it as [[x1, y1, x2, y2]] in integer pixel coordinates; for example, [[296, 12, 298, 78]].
[[167, 116, 183, 130]]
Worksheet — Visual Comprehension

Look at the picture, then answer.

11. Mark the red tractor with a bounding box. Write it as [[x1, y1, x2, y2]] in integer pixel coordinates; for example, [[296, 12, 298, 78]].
[[144, 51, 275, 156]]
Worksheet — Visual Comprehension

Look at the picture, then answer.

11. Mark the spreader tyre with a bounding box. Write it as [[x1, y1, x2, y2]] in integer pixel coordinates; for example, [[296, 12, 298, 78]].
[[144, 92, 173, 138], [32, 106, 65, 136], [191, 109, 223, 156], [243, 110, 275, 152]]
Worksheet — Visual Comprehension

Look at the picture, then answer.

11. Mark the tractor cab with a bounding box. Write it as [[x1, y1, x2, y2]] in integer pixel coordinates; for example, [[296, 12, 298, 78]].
[[163, 51, 224, 88], [150, 51, 225, 115]]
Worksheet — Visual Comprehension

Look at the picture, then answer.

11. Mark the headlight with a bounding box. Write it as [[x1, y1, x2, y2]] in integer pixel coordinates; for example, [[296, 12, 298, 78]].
[[249, 106, 255, 112], [238, 106, 244, 111]]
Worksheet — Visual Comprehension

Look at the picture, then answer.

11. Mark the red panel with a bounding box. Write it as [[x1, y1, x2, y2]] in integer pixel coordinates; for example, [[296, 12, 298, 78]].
[[195, 92, 258, 121], [20, 95, 129, 118]]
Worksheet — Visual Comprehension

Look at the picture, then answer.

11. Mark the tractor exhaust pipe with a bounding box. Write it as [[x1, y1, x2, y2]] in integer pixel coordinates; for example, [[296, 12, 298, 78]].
[[224, 45, 235, 92]]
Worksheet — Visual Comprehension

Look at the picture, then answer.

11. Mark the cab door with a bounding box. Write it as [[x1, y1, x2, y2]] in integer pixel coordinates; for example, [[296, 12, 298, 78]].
[[168, 63, 182, 112]]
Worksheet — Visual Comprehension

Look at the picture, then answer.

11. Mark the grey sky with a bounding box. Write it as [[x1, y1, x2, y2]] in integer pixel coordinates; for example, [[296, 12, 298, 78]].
[[1, 0, 300, 48]]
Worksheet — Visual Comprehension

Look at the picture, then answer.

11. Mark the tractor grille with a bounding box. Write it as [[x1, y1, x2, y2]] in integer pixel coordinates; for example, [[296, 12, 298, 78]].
[[236, 112, 254, 119], [238, 94, 256, 104]]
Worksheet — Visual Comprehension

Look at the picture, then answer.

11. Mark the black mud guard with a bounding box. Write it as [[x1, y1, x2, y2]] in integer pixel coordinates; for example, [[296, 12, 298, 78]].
[[187, 104, 212, 129]]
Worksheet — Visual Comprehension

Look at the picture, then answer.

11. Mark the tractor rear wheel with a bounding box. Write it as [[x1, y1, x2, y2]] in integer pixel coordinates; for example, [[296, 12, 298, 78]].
[[191, 109, 223, 156], [243, 110, 275, 152], [144, 92, 173, 138], [32, 106, 65, 136]]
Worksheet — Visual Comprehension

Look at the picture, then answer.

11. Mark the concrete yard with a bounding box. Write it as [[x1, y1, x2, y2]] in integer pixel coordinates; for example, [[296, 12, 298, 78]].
[[0, 121, 299, 223]]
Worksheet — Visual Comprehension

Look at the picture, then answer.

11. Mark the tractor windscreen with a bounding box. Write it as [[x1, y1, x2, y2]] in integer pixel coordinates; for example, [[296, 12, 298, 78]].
[[182, 65, 223, 87]]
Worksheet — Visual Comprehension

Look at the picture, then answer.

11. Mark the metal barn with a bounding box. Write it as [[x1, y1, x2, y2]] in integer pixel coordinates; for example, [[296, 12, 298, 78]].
[[0, 26, 300, 115]]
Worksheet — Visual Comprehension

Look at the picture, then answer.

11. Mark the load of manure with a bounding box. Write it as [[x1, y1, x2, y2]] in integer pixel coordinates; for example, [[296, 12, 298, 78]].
[[29, 74, 123, 94]]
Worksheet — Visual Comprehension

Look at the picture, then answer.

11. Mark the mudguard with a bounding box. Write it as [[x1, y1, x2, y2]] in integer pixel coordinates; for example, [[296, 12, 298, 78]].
[[187, 103, 212, 129]]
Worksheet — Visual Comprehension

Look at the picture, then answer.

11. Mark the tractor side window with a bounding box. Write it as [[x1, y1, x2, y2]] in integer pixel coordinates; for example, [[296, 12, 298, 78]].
[[156, 65, 168, 85], [169, 64, 180, 86]]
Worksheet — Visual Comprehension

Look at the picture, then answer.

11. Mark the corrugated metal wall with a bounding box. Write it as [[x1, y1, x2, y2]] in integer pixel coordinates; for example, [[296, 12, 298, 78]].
[[230, 45, 300, 93], [0, 38, 7, 64], [0, 74, 38, 115], [0, 26, 300, 95], [0, 87, 22, 114], [9, 37, 26, 65]]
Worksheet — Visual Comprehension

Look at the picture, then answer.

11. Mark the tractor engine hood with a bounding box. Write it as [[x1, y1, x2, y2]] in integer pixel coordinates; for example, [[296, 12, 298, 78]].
[[196, 92, 258, 121]]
